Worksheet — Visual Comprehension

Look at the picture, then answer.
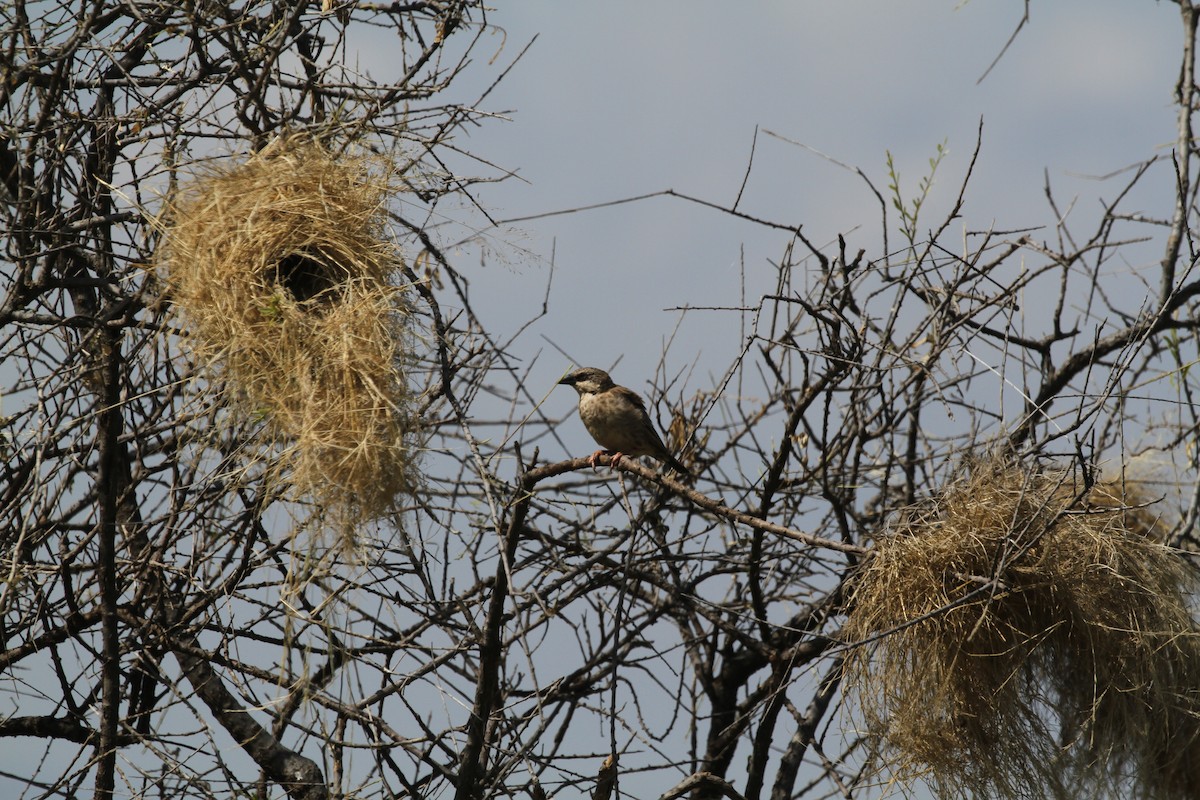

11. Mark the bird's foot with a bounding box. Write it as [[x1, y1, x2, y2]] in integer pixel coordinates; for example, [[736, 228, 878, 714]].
[[588, 450, 626, 470]]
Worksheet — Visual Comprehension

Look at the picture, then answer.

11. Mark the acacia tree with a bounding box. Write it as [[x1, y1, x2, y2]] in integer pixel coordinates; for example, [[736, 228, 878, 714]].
[[4, 2, 1200, 800]]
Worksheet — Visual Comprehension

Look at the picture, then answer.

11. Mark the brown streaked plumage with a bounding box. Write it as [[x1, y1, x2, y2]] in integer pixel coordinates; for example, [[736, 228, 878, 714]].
[[558, 367, 689, 475]]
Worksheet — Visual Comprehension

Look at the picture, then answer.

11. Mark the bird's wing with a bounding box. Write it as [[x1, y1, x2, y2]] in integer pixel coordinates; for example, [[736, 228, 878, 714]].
[[612, 385, 649, 412], [614, 385, 689, 474]]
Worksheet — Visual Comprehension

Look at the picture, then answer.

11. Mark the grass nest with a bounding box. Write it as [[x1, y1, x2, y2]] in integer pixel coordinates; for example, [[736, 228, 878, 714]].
[[160, 138, 421, 533], [844, 454, 1200, 799]]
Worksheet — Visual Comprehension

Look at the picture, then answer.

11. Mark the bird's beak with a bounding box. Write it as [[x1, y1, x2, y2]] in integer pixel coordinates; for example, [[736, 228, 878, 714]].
[[557, 376, 573, 386]]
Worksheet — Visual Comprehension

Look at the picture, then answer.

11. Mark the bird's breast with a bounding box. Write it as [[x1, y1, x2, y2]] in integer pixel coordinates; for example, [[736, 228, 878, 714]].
[[578, 391, 649, 454]]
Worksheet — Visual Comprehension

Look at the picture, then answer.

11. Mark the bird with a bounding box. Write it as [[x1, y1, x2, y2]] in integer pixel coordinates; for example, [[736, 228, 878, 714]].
[[558, 367, 689, 476]]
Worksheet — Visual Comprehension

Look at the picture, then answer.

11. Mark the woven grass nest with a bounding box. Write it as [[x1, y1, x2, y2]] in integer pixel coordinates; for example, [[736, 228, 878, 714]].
[[844, 455, 1200, 799], [160, 138, 420, 531]]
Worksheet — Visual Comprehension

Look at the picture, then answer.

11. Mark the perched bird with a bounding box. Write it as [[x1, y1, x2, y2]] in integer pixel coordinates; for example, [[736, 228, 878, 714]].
[[558, 367, 689, 475]]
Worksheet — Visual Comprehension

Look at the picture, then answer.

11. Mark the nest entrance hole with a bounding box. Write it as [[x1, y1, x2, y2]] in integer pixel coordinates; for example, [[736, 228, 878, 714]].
[[270, 251, 346, 305]]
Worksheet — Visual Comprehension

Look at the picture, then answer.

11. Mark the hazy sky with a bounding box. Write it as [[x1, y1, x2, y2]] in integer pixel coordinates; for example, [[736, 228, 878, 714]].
[[2, 4, 1186, 797], [362, 1, 1185, 467]]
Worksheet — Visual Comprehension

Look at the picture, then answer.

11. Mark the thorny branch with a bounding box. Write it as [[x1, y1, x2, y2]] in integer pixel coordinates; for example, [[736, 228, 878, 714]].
[[3, 4, 1200, 800]]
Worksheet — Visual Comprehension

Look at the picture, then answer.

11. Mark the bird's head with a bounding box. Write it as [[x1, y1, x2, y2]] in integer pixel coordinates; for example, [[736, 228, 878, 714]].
[[558, 367, 615, 397]]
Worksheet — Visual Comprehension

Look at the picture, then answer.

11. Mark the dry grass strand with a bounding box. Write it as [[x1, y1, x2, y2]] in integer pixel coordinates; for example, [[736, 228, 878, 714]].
[[160, 139, 421, 536], [844, 454, 1200, 799]]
